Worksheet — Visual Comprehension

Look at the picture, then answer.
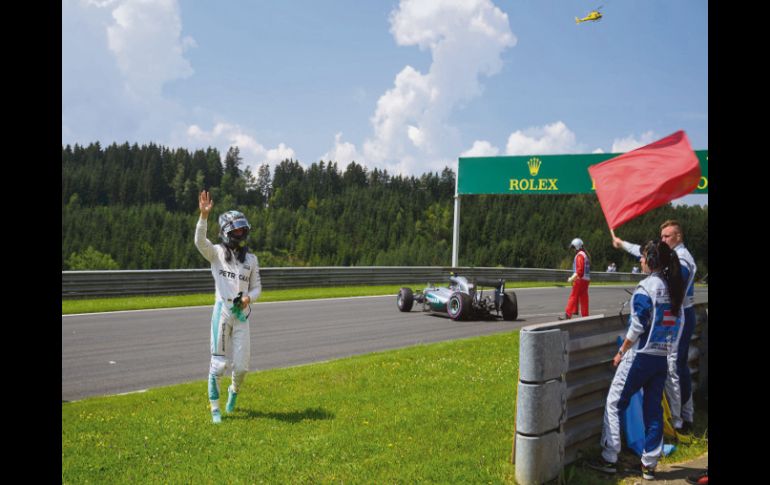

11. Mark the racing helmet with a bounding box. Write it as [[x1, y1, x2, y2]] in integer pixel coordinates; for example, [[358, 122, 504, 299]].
[[569, 238, 584, 250], [218, 210, 251, 246]]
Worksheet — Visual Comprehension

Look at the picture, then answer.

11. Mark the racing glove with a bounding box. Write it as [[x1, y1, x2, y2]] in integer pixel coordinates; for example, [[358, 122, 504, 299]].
[[567, 273, 578, 283], [230, 292, 249, 322]]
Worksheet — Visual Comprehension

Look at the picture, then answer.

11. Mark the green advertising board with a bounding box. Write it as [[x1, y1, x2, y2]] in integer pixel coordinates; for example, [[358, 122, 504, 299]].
[[457, 150, 708, 195]]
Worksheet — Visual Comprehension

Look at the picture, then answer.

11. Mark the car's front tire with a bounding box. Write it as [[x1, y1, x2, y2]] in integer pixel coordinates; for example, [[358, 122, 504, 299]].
[[397, 287, 414, 312]]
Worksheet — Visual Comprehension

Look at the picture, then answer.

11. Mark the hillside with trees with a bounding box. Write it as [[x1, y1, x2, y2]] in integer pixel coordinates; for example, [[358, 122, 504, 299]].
[[62, 143, 708, 276]]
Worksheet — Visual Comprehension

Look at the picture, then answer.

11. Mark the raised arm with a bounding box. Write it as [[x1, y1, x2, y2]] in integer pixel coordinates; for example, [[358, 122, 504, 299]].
[[612, 232, 641, 259], [194, 190, 217, 262]]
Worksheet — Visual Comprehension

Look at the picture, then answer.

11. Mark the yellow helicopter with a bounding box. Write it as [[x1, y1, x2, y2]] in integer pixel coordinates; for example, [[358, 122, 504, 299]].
[[575, 6, 603, 24]]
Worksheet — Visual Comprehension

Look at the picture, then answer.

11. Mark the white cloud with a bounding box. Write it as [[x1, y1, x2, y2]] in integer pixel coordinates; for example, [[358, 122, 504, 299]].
[[458, 125, 671, 162], [389, 0, 515, 52], [107, 0, 195, 100], [461, 140, 499, 157], [85, 0, 119, 6], [363, 0, 516, 175], [265, 144, 296, 166], [64, 0, 520, 177], [505, 121, 579, 155], [63, 0, 132, 143], [64, 0, 298, 175], [183, 122, 296, 174], [321, 133, 364, 166], [363, 65, 433, 163], [63, 0, 195, 145], [610, 131, 657, 153]]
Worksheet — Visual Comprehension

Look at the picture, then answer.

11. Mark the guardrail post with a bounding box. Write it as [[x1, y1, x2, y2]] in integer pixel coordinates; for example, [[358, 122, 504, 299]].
[[514, 328, 569, 485]]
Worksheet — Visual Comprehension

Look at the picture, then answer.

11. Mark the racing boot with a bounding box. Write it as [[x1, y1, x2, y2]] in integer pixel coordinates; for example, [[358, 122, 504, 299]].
[[226, 387, 238, 414], [211, 408, 222, 424]]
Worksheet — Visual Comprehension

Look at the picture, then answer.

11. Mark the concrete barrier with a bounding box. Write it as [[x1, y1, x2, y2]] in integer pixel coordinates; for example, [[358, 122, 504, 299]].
[[513, 303, 707, 484]]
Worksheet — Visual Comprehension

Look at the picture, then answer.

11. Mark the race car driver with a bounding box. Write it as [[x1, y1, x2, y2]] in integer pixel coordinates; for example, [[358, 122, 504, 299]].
[[195, 190, 262, 424]]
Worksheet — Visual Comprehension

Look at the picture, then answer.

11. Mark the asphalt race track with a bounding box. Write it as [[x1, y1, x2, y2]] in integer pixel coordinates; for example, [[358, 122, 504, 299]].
[[62, 285, 708, 401]]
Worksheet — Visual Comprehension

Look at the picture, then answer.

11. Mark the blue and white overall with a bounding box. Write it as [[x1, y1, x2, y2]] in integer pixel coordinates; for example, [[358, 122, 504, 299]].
[[600, 274, 683, 468], [195, 218, 262, 413], [622, 241, 697, 428]]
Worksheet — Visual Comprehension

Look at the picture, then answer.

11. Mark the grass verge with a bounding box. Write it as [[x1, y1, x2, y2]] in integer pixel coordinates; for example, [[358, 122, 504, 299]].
[[62, 284, 426, 314], [62, 330, 707, 484], [62, 281, 634, 314], [63, 331, 521, 484]]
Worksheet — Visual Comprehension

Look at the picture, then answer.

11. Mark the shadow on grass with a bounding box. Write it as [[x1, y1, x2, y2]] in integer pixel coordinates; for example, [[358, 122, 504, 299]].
[[232, 406, 335, 423], [425, 313, 523, 323]]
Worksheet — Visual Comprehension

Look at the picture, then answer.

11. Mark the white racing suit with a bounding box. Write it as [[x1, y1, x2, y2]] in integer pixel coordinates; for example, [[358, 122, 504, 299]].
[[195, 218, 262, 412], [622, 241, 697, 428], [600, 274, 683, 469]]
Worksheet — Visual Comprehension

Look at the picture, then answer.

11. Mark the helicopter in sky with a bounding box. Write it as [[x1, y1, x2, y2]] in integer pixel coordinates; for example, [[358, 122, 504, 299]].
[[575, 6, 603, 24]]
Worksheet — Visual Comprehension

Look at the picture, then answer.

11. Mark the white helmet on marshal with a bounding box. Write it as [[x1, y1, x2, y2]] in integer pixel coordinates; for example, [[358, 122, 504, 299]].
[[569, 238, 584, 250]]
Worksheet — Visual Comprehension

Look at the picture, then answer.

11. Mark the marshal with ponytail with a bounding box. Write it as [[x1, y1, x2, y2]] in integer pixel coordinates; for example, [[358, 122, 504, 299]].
[[642, 239, 685, 316]]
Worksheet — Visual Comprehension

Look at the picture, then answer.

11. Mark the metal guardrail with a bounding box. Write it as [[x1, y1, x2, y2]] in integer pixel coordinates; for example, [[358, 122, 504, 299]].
[[61, 267, 645, 299], [512, 303, 708, 485]]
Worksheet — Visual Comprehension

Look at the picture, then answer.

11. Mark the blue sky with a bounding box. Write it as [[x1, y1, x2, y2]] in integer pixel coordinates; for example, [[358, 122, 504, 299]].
[[62, 0, 707, 204]]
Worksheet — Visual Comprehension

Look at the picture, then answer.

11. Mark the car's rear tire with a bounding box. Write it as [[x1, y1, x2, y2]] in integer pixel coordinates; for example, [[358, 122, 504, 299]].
[[502, 292, 518, 321], [447, 292, 472, 320], [397, 287, 414, 312]]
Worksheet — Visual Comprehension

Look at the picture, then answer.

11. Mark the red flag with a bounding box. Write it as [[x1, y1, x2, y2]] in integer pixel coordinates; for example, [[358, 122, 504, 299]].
[[588, 130, 701, 230]]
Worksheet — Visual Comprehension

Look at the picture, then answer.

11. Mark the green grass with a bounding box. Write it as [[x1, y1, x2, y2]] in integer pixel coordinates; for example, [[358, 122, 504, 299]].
[[62, 330, 707, 484], [63, 331, 521, 484], [62, 281, 635, 314]]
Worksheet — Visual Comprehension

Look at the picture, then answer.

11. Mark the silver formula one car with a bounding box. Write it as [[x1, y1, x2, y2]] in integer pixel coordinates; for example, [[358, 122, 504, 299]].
[[396, 274, 518, 321]]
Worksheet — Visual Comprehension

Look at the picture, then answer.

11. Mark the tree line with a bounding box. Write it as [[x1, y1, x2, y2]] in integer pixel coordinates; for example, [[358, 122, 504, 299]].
[[62, 142, 708, 276]]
